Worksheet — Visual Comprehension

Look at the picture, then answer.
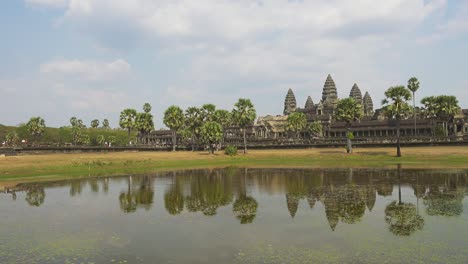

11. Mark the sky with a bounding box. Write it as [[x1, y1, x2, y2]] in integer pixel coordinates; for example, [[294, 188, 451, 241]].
[[1, 0, 467, 129]]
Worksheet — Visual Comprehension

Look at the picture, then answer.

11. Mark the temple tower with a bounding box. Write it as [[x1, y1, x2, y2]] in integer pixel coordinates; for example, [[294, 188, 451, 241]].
[[349, 83, 363, 105], [305, 96, 314, 110], [283, 88, 297, 115], [321, 74, 338, 104], [363, 92, 374, 116]]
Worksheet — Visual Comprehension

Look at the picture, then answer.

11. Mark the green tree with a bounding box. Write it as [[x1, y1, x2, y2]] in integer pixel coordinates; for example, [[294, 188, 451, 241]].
[[91, 119, 100, 128], [108, 136, 116, 146], [286, 112, 307, 138], [407, 77, 420, 135], [70, 117, 86, 145], [435, 95, 460, 136], [5, 132, 19, 146], [232, 98, 256, 154], [200, 121, 224, 154], [135, 112, 154, 144], [201, 104, 216, 122], [308, 122, 323, 138], [334, 98, 363, 153], [143, 102, 152, 113], [381, 86, 412, 157], [163, 105, 185, 151], [185, 107, 203, 151], [214, 109, 233, 146], [26, 117, 46, 144], [420, 96, 438, 136], [97, 135, 106, 146], [102, 119, 110, 129], [119, 108, 137, 137]]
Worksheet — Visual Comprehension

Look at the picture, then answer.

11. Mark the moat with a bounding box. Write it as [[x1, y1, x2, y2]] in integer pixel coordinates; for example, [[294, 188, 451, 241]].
[[1, 167, 467, 264]]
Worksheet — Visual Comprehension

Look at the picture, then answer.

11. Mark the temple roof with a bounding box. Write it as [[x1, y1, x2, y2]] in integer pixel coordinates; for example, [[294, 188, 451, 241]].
[[256, 115, 288, 133]]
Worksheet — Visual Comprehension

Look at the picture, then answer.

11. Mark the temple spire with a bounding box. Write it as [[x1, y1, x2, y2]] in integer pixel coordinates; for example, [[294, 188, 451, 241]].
[[363, 91, 374, 116], [283, 88, 297, 115], [349, 83, 363, 105], [321, 74, 338, 104], [305, 96, 314, 109]]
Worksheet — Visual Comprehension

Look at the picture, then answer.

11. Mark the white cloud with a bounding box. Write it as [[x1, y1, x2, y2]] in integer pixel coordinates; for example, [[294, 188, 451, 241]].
[[26, 0, 68, 8], [58, 0, 445, 41], [40, 58, 131, 81], [18, 0, 467, 126]]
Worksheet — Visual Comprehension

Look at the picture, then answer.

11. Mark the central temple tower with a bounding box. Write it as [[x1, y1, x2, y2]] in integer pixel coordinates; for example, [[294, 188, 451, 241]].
[[320, 74, 339, 114]]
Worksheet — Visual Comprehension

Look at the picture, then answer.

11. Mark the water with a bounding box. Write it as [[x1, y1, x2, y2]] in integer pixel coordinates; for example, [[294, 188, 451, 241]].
[[1, 167, 467, 264]]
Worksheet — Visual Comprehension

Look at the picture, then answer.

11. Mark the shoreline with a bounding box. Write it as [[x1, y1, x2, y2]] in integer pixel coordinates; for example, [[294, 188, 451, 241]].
[[1, 146, 468, 182]]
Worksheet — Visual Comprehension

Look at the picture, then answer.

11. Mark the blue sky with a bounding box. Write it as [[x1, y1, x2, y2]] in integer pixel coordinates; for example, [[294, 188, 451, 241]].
[[1, 0, 467, 128]]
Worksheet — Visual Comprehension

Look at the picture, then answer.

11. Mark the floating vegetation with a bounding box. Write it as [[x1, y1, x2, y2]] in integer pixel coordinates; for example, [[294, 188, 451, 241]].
[[0, 232, 103, 264], [235, 241, 468, 264]]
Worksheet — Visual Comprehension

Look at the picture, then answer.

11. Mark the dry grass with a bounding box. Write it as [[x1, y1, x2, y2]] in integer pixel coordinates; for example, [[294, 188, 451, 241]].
[[1, 146, 467, 182]]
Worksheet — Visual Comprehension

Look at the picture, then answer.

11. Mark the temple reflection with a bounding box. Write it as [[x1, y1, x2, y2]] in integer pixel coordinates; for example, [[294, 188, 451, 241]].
[[3, 167, 467, 236]]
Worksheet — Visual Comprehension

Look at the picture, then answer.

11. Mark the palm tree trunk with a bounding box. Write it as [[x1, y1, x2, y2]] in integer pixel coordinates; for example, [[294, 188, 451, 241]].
[[397, 119, 401, 157], [191, 129, 195, 151], [413, 92, 417, 136], [397, 164, 402, 205], [346, 126, 352, 154], [172, 131, 176, 151], [243, 128, 247, 154]]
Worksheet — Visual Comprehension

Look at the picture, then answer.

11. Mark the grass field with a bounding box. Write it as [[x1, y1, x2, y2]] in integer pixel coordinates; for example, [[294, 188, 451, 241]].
[[1, 146, 468, 184]]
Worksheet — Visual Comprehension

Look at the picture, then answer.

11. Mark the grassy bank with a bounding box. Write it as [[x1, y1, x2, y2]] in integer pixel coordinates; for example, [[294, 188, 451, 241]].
[[1, 146, 468, 182]]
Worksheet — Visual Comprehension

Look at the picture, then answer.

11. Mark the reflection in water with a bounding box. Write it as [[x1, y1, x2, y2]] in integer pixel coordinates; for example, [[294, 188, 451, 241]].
[[5, 167, 468, 236], [119, 176, 154, 213], [2, 167, 468, 264], [25, 187, 45, 207], [384, 165, 424, 236]]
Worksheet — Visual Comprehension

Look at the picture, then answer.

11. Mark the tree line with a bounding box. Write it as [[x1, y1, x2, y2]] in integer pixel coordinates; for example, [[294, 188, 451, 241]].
[[2, 78, 462, 155]]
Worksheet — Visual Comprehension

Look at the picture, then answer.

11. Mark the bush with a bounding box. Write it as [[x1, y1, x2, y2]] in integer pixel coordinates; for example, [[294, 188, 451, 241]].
[[224, 145, 238, 156]]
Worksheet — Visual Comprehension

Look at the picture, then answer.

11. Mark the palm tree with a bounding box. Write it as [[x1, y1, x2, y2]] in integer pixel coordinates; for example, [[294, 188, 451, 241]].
[[26, 116, 46, 144], [90, 119, 100, 128], [201, 104, 216, 122], [119, 108, 137, 137], [143, 102, 152, 113], [135, 112, 154, 144], [185, 107, 203, 151], [334, 98, 363, 153], [214, 109, 233, 147], [232, 98, 256, 154], [163, 105, 185, 151], [381, 86, 412, 157], [435, 95, 460, 136], [70, 117, 85, 145], [407, 77, 420, 135], [286, 112, 307, 139], [200, 121, 223, 154], [420, 96, 438, 136], [102, 119, 110, 129]]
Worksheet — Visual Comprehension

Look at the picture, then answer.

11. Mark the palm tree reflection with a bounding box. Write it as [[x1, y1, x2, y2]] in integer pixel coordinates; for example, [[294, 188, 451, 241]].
[[385, 165, 424, 236]]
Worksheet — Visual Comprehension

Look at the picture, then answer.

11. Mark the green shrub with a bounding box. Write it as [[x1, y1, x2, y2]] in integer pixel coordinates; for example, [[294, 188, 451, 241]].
[[224, 145, 238, 156]]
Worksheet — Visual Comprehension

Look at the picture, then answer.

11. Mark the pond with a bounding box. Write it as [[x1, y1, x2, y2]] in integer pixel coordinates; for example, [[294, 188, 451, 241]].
[[1, 167, 467, 263]]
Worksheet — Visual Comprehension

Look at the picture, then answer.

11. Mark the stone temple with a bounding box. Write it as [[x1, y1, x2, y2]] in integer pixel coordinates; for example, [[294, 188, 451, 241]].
[[141, 74, 468, 147]]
